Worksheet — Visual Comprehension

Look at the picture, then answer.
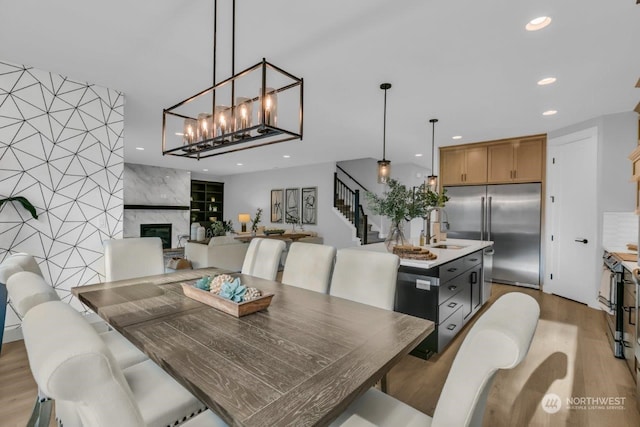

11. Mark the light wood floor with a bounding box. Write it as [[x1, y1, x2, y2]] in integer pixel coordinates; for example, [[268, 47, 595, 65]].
[[1, 284, 638, 426], [388, 284, 640, 426]]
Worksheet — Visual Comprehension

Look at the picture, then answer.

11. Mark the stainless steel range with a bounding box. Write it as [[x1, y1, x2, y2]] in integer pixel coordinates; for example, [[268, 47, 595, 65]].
[[601, 250, 624, 359]]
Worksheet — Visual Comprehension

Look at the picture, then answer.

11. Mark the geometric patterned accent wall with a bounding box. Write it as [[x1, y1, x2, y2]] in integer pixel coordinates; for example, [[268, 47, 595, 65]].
[[0, 60, 124, 332]]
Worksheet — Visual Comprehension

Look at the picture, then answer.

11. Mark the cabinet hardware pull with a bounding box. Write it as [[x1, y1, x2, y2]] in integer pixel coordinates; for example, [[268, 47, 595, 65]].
[[514, 170, 516, 179], [447, 268, 457, 272], [471, 271, 478, 285], [447, 324, 457, 331], [623, 340, 631, 348], [448, 302, 457, 308], [624, 306, 636, 325], [448, 285, 457, 291], [469, 258, 478, 262]]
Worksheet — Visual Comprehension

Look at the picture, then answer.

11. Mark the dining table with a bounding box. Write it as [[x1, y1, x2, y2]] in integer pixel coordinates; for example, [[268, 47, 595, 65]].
[[71, 268, 434, 427]]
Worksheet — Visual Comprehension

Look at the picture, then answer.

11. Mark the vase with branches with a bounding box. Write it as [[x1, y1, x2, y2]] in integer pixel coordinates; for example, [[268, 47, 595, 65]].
[[251, 208, 263, 235], [365, 179, 447, 249]]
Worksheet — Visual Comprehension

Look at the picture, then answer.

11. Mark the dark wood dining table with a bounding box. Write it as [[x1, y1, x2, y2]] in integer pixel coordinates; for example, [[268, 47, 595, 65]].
[[71, 268, 434, 427]]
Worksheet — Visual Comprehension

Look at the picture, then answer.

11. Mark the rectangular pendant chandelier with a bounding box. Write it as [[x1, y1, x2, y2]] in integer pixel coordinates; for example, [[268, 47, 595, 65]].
[[162, 0, 303, 159]]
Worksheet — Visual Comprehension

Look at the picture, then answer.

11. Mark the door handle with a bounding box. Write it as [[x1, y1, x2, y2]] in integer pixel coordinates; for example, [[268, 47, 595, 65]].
[[624, 306, 636, 326], [480, 196, 485, 241], [574, 238, 588, 244], [487, 197, 492, 240]]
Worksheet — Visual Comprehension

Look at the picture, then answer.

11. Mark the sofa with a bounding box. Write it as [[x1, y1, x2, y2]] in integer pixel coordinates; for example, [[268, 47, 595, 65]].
[[184, 236, 249, 271]]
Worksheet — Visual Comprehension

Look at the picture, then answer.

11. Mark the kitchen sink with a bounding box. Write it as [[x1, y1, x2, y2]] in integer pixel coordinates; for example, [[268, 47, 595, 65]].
[[431, 244, 467, 250]]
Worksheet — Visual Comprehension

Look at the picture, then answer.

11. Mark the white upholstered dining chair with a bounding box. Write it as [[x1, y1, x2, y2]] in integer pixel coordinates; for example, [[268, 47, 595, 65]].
[[282, 242, 336, 293], [329, 249, 400, 310], [22, 300, 227, 427], [241, 238, 286, 281], [103, 237, 165, 282], [330, 292, 540, 427], [0, 252, 44, 278], [6, 270, 148, 369]]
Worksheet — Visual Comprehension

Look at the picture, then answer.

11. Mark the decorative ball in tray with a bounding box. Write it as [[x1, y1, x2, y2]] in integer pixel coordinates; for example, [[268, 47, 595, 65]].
[[392, 245, 437, 260], [181, 274, 273, 317], [264, 228, 285, 235]]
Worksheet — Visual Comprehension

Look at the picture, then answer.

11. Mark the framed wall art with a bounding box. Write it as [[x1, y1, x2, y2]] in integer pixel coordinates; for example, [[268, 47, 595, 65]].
[[301, 187, 317, 225], [285, 188, 300, 224], [270, 189, 283, 223]]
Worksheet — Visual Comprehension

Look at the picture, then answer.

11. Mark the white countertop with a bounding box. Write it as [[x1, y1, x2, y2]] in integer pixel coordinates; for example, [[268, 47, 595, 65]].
[[355, 238, 493, 269], [603, 244, 637, 272]]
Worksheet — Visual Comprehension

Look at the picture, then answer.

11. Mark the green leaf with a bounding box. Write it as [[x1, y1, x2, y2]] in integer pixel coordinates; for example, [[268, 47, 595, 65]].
[[0, 196, 38, 219], [365, 179, 448, 224]]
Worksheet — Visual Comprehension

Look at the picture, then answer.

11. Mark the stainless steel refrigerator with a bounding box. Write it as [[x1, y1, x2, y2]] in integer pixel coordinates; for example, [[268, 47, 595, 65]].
[[443, 184, 541, 289]]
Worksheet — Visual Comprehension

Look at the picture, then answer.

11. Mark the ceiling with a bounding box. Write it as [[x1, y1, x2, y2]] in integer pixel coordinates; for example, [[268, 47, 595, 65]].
[[1, 0, 639, 177]]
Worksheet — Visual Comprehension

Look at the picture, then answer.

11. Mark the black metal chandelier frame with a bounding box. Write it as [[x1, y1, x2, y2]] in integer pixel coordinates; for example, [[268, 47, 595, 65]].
[[161, 0, 303, 159]]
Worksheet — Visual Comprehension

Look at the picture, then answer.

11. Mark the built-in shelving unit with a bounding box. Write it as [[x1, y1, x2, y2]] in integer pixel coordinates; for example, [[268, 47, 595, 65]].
[[191, 180, 224, 223]]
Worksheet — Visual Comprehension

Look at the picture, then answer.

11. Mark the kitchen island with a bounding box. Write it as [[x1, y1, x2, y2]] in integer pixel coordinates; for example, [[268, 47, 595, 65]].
[[356, 239, 493, 359]]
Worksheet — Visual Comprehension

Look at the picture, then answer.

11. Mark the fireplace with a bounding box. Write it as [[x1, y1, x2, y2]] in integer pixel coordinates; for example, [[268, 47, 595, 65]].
[[140, 224, 172, 249]]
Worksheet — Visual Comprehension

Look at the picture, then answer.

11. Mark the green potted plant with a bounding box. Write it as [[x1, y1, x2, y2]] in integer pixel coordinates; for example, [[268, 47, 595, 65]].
[[210, 220, 233, 237], [365, 179, 447, 249], [0, 196, 38, 219]]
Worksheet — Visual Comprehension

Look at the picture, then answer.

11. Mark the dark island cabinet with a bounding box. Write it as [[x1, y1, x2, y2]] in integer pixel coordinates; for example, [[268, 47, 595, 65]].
[[395, 250, 484, 359]]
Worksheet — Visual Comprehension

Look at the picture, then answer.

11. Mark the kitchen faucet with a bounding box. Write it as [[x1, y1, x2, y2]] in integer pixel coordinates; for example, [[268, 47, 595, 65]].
[[424, 206, 449, 245]]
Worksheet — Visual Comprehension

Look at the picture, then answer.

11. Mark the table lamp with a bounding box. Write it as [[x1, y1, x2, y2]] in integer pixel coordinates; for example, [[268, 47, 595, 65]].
[[238, 213, 251, 232]]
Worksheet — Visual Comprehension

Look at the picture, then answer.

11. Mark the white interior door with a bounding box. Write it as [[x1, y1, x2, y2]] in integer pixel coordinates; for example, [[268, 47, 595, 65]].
[[546, 127, 599, 306]]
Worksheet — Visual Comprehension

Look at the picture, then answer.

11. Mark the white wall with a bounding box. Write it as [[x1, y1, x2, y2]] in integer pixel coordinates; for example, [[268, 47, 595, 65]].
[[546, 111, 637, 299], [223, 162, 358, 249], [0, 60, 124, 340], [548, 111, 637, 213]]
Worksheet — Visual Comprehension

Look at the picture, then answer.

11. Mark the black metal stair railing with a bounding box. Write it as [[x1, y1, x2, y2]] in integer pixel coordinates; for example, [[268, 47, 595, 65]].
[[334, 173, 368, 244]]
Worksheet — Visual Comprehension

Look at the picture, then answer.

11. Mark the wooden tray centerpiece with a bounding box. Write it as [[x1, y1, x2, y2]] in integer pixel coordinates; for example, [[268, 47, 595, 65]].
[[392, 245, 437, 260], [181, 274, 274, 317], [264, 229, 285, 235]]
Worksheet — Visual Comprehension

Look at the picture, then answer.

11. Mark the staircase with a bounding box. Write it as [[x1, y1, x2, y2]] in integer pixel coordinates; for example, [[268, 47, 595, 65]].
[[333, 170, 384, 245]]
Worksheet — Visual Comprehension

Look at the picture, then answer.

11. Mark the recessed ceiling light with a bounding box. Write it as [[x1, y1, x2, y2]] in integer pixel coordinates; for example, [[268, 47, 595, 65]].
[[135, 147, 144, 151], [452, 136, 462, 140], [415, 153, 423, 157], [283, 155, 291, 158], [537, 77, 557, 86], [236, 163, 243, 166], [542, 110, 558, 116], [202, 169, 208, 172], [526, 16, 551, 31]]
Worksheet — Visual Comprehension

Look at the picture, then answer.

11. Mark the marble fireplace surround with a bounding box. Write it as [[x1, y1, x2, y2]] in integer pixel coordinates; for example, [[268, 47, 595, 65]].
[[123, 163, 191, 248]]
